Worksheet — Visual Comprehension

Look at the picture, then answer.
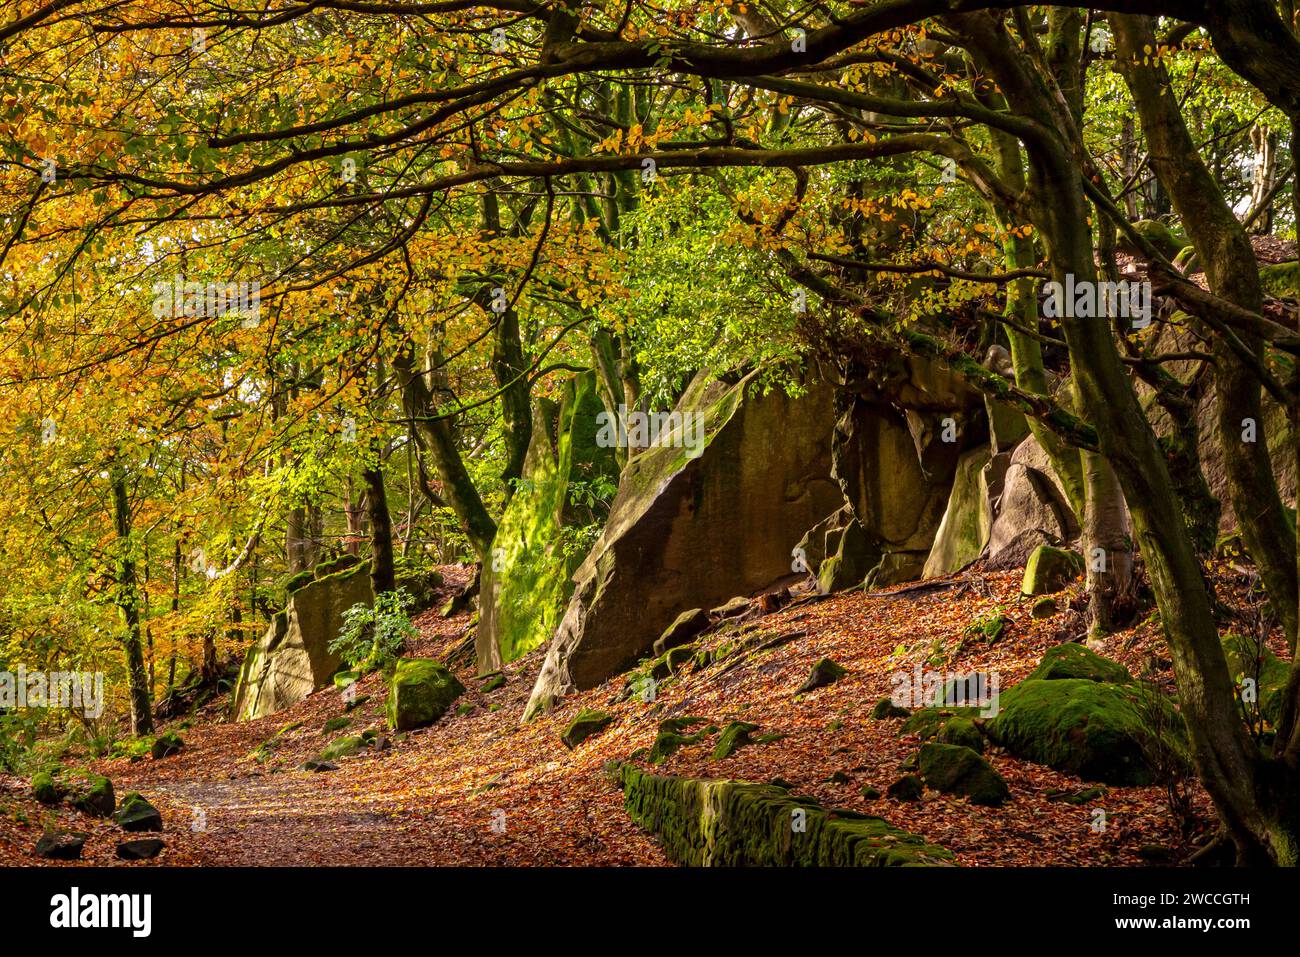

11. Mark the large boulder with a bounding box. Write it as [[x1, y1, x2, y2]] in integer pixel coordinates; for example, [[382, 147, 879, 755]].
[[386, 658, 465, 731], [923, 445, 993, 578], [984, 678, 1186, 785], [987, 451, 1079, 568], [1028, 643, 1132, 683], [832, 393, 962, 584], [917, 743, 1009, 806], [477, 372, 618, 673], [524, 371, 842, 718], [230, 559, 374, 720], [1021, 545, 1085, 595]]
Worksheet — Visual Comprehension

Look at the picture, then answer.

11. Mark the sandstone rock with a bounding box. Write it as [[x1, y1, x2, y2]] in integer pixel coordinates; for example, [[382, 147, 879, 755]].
[[988, 464, 1078, 567], [1022, 545, 1085, 595], [386, 658, 465, 731], [561, 708, 612, 748], [231, 559, 374, 720], [923, 445, 993, 579], [652, 608, 710, 657], [525, 372, 841, 718]]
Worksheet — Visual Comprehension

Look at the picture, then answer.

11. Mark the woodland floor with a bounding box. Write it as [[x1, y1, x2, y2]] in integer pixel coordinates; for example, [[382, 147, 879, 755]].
[[2, 559, 1284, 867]]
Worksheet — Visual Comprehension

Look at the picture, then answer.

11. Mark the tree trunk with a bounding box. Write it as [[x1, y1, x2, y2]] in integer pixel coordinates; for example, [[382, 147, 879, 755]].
[[110, 462, 153, 736], [1114, 13, 1298, 651], [363, 452, 397, 596]]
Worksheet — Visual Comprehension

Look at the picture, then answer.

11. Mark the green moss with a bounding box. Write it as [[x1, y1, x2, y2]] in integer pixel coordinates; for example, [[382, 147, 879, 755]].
[[712, 721, 759, 760], [650, 721, 719, 763], [871, 697, 911, 720], [481, 673, 506, 692], [985, 679, 1188, 785], [1260, 260, 1299, 299], [900, 707, 981, 741], [318, 736, 365, 761], [385, 658, 465, 731], [65, 769, 115, 817], [936, 717, 984, 753], [150, 731, 184, 759], [1222, 633, 1291, 729], [1028, 643, 1132, 683], [619, 764, 953, 866], [322, 716, 352, 734], [917, 743, 1008, 805], [31, 770, 64, 805], [1022, 546, 1084, 596], [561, 708, 613, 749], [486, 372, 620, 664], [796, 658, 847, 694]]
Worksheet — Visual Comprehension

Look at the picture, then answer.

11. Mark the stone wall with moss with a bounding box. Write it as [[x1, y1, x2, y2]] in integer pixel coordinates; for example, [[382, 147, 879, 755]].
[[476, 372, 618, 672], [618, 763, 953, 866]]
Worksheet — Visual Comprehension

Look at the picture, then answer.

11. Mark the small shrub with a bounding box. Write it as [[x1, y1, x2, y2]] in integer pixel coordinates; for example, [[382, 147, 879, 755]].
[[329, 588, 419, 672]]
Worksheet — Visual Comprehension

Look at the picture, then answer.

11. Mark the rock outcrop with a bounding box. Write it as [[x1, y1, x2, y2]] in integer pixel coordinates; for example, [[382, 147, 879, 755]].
[[230, 559, 373, 721], [477, 372, 618, 673], [524, 371, 841, 718]]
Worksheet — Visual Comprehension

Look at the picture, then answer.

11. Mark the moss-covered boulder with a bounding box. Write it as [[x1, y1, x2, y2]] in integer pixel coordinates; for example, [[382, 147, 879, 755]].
[[1127, 219, 1190, 261], [524, 371, 842, 719], [477, 372, 620, 671], [1021, 545, 1084, 596], [901, 707, 982, 741], [65, 770, 115, 817], [817, 518, 877, 594], [796, 658, 847, 694], [318, 735, 366, 761], [871, 697, 911, 720], [936, 716, 984, 753], [650, 717, 718, 763], [886, 774, 924, 801], [1031, 597, 1058, 619], [918, 743, 1008, 805], [984, 679, 1187, 785], [1029, 643, 1132, 684], [1222, 632, 1290, 728], [923, 445, 993, 579], [385, 658, 465, 731], [114, 792, 163, 832], [561, 708, 613, 749], [31, 770, 65, 805], [150, 730, 185, 759], [1259, 260, 1298, 299], [618, 764, 952, 866], [652, 608, 710, 657], [712, 721, 759, 760], [231, 558, 374, 720]]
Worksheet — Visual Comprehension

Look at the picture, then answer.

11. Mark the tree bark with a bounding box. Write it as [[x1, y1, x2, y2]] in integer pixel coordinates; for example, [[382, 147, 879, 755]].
[[110, 461, 153, 736]]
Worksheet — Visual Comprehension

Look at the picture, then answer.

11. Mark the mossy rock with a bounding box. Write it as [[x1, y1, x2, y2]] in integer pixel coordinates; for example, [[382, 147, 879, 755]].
[[619, 764, 953, 866], [900, 707, 982, 741], [386, 658, 465, 731], [984, 678, 1187, 785], [860, 785, 882, 800], [284, 569, 315, 594], [886, 774, 923, 801], [796, 658, 847, 694], [65, 770, 115, 817], [1129, 219, 1189, 260], [936, 717, 984, 753], [712, 721, 759, 760], [1021, 546, 1084, 596], [455, 703, 475, 717], [315, 553, 361, 578], [1260, 260, 1299, 299], [114, 792, 163, 832], [966, 613, 1009, 644], [1028, 643, 1132, 684], [31, 770, 65, 805], [871, 697, 911, 720], [319, 736, 366, 761], [653, 608, 710, 656], [1222, 632, 1290, 728], [561, 708, 613, 749], [151, 730, 184, 759], [918, 743, 1008, 806], [650, 721, 718, 763], [344, 693, 370, 712], [1030, 597, 1058, 619], [333, 670, 361, 690], [322, 715, 352, 734], [481, 673, 506, 693]]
